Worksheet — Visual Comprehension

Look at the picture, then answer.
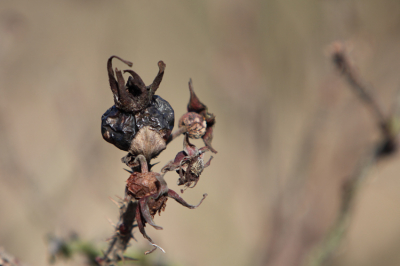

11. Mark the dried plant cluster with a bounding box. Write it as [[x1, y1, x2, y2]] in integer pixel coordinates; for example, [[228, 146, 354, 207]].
[[98, 56, 217, 264]]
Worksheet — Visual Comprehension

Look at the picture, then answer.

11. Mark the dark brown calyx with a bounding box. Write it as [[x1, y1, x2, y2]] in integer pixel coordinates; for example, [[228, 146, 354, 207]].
[[107, 56, 166, 113]]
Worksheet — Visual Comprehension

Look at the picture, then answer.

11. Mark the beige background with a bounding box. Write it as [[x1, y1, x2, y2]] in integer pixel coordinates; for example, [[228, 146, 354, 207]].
[[1, 1, 400, 266]]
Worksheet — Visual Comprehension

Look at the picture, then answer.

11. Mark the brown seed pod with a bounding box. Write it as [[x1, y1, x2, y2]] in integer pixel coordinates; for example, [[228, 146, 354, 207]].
[[126, 172, 163, 199], [178, 112, 206, 139]]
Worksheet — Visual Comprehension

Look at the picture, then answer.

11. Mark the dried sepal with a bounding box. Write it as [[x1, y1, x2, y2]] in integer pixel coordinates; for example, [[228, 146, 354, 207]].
[[135, 201, 165, 255], [139, 196, 164, 230], [167, 190, 207, 209], [148, 61, 166, 96], [202, 126, 217, 153], [107, 56, 133, 102], [188, 79, 215, 123], [107, 57, 167, 113]]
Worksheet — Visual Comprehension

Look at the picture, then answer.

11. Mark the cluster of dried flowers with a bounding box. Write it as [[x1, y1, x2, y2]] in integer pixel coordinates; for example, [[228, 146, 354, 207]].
[[100, 56, 217, 256]]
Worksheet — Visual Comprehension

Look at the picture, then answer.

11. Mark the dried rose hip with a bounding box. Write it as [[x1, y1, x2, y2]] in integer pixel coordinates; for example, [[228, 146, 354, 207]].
[[169, 79, 217, 153], [102, 56, 175, 160], [126, 155, 207, 254]]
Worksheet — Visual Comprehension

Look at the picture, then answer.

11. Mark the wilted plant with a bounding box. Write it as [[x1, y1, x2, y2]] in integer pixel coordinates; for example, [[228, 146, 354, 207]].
[[99, 56, 217, 264]]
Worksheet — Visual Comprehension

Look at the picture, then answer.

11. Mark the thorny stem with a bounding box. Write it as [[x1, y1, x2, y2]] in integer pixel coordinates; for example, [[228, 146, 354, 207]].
[[100, 197, 138, 266]]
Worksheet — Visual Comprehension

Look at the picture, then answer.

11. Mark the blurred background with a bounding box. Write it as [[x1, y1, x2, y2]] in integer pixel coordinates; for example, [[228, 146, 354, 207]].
[[2, 0, 400, 265]]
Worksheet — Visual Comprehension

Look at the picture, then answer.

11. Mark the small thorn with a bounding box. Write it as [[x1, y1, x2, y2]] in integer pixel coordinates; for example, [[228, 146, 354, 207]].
[[106, 217, 116, 228], [105, 236, 114, 242], [124, 168, 133, 174], [115, 195, 123, 201], [108, 196, 121, 207]]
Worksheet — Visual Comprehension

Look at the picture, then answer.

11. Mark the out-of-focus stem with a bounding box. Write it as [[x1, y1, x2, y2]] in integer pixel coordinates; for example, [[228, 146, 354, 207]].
[[100, 198, 137, 266], [308, 152, 376, 266], [332, 44, 391, 141]]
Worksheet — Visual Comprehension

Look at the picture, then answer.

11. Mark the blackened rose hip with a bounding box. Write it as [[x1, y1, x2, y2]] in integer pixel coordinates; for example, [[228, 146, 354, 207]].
[[102, 56, 174, 159]]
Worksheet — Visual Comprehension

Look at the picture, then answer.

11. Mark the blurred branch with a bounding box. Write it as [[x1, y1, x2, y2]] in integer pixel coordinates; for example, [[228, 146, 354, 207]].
[[48, 198, 138, 266], [331, 42, 397, 156], [47, 233, 101, 266], [308, 42, 399, 266]]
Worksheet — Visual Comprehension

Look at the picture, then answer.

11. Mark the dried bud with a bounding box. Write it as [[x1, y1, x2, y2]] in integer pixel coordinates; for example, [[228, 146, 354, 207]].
[[176, 79, 217, 153], [179, 112, 206, 139]]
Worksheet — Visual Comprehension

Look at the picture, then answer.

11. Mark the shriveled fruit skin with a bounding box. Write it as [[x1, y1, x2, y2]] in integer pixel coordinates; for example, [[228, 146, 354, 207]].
[[136, 95, 175, 140], [101, 105, 137, 151], [101, 95, 174, 152]]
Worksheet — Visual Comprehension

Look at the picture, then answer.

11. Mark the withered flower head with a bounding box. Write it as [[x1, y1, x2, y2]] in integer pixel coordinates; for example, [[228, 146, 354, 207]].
[[125, 155, 207, 254], [102, 56, 175, 161], [177, 79, 217, 153], [162, 135, 213, 190]]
